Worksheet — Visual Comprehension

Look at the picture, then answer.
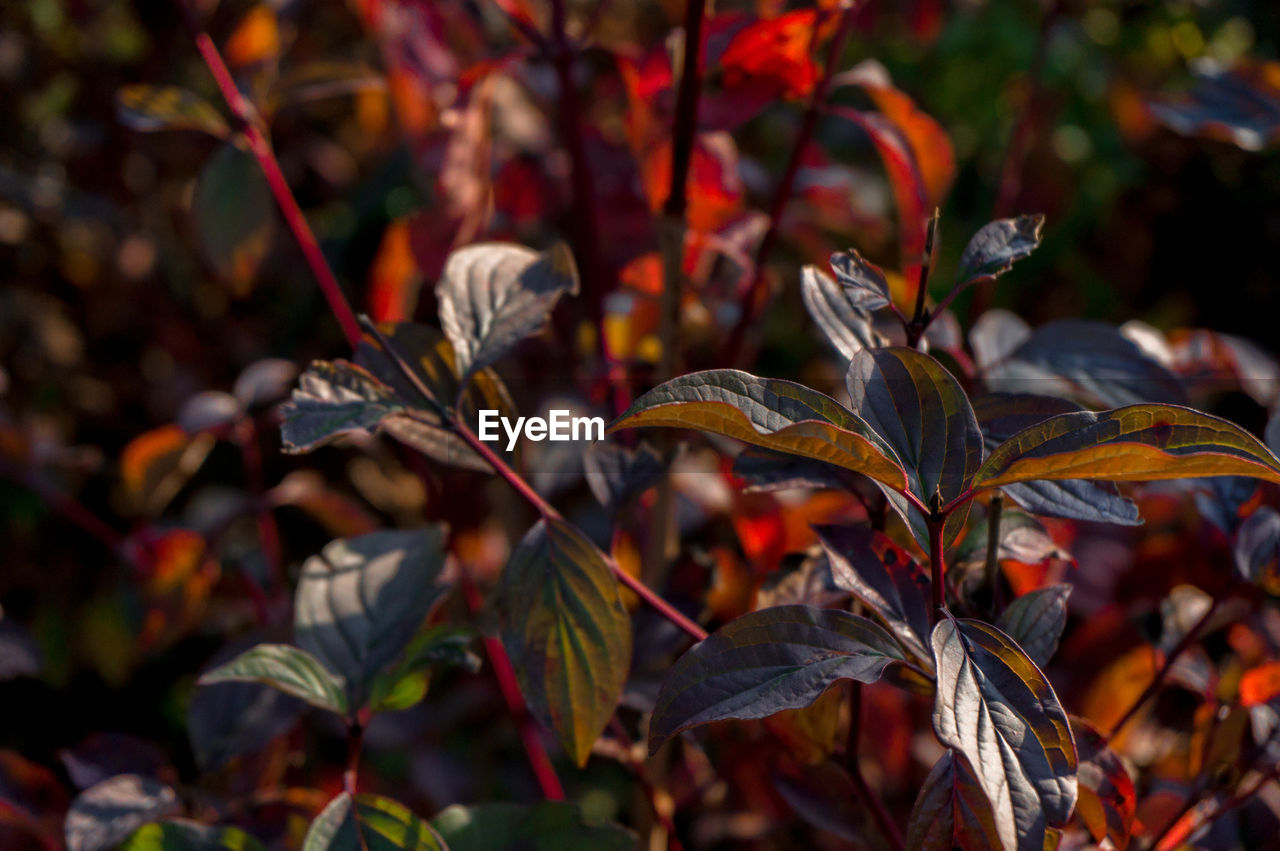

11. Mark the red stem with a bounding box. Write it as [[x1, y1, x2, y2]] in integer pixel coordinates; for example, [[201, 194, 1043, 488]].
[[176, 1, 362, 349], [459, 569, 566, 800], [235, 416, 284, 594], [722, 4, 860, 366], [928, 513, 946, 623], [663, 0, 708, 221]]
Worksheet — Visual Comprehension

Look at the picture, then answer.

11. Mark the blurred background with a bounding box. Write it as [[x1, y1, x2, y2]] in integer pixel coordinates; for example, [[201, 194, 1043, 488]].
[[4, 0, 1280, 846]]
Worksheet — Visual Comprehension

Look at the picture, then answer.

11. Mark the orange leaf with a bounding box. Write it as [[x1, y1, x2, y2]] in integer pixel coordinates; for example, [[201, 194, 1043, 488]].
[[721, 11, 821, 100], [1240, 662, 1280, 706], [225, 6, 280, 68], [366, 220, 421, 323]]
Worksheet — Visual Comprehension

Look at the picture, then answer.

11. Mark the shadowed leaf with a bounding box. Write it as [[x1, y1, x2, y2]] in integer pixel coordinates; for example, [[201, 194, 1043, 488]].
[[976, 404, 1280, 491], [732, 447, 864, 494], [583, 441, 665, 509], [497, 519, 631, 765], [121, 820, 267, 850], [905, 750, 1002, 850], [295, 527, 449, 710], [303, 793, 445, 851], [280, 360, 407, 453], [437, 242, 579, 379], [801, 264, 888, 361], [827, 250, 892, 312], [65, 775, 180, 851], [431, 802, 633, 851], [816, 524, 931, 664], [649, 605, 907, 754], [188, 644, 304, 770], [609, 369, 908, 492], [953, 215, 1044, 291], [930, 618, 1077, 851], [197, 643, 346, 715], [1147, 59, 1280, 152], [194, 143, 275, 295], [997, 584, 1072, 668], [116, 85, 229, 137]]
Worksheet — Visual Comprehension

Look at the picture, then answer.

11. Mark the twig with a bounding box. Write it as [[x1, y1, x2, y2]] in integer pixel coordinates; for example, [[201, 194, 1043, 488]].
[[235, 415, 284, 595], [905, 209, 940, 348], [722, 3, 861, 366], [845, 681, 905, 850], [608, 717, 685, 851], [927, 497, 947, 624], [1106, 599, 1222, 737], [174, 0, 362, 348]]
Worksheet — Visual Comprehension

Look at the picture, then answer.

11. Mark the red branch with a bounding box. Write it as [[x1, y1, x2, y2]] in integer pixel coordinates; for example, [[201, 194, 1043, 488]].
[[176, 1, 362, 349]]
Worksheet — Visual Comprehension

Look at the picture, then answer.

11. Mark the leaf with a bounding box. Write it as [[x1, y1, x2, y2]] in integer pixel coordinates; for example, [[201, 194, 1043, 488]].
[[982, 320, 1187, 407], [801, 264, 889, 361], [971, 393, 1141, 525], [497, 518, 631, 765], [583, 441, 665, 509], [930, 618, 1077, 851], [827, 249, 893, 312], [815, 524, 931, 663], [975, 404, 1280, 491], [952, 215, 1044, 291], [904, 750, 1003, 851], [431, 802, 634, 851], [116, 85, 229, 137], [193, 143, 275, 295], [0, 615, 40, 681], [197, 643, 347, 715], [608, 370, 909, 494], [1070, 716, 1136, 850], [120, 820, 267, 850], [649, 605, 908, 754], [295, 527, 449, 710], [280, 360, 406, 453], [437, 242, 579, 378], [369, 626, 481, 713], [969, 310, 1031, 373], [1146, 59, 1280, 152], [997, 584, 1072, 668], [65, 775, 180, 851], [303, 793, 445, 851], [719, 10, 821, 101], [187, 671, 304, 770], [732, 447, 864, 494], [1234, 506, 1280, 591]]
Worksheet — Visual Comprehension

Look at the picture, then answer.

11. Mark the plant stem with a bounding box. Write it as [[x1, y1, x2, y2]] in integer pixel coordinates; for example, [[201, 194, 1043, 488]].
[[722, 3, 861, 366], [927, 509, 946, 624], [1106, 599, 1221, 737], [235, 415, 284, 594], [343, 719, 364, 795], [608, 717, 685, 851], [547, 0, 606, 328], [175, 0, 362, 349], [905, 210, 940, 349], [984, 492, 1004, 614], [845, 682, 905, 851]]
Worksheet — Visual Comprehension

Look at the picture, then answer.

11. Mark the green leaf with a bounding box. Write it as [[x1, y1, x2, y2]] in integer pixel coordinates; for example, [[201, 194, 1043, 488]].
[[295, 527, 449, 710], [368, 626, 481, 713], [975, 404, 1280, 491], [801, 265, 888, 362], [931, 618, 1077, 851], [815, 524, 931, 664], [649, 605, 908, 754], [120, 820, 267, 851], [905, 750, 1003, 851], [303, 793, 446, 851], [608, 370, 909, 494], [1071, 716, 1136, 850], [953, 215, 1044, 290], [193, 143, 275, 295], [828, 248, 892, 311], [116, 85, 229, 137], [280, 360, 408, 453], [431, 802, 633, 851], [996, 584, 1072, 668], [437, 242, 579, 379], [497, 519, 631, 766], [197, 643, 347, 715], [65, 775, 180, 851]]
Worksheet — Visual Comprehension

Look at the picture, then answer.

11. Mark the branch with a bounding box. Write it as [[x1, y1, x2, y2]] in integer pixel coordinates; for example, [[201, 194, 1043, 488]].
[[845, 682, 905, 851], [175, 0, 362, 348], [722, 3, 861, 366]]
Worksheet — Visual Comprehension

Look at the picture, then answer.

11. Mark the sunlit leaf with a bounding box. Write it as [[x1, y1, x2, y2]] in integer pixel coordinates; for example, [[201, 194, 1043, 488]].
[[497, 518, 631, 766], [197, 643, 347, 715], [120, 424, 214, 517], [930, 618, 1077, 851], [1071, 716, 1135, 850], [719, 10, 820, 101], [295, 527, 449, 710], [952, 215, 1044, 291], [904, 750, 1002, 851], [827, 249, 893, 312], [1146, 59, 1280, 152], [65, 775, 180, 851], [279, 360, 405, 452], [303, 793, 445, 851], [972, 392, 1141, 525], [121, 820, 267, 850], [437, 242, 579, 379], [225, 5, 280, 68], [816, 524, 931, 664], [997, 584, 1071, 668], [116, 85, 229, 137], [194, 143, 275, 296], [431, 802, 634, 851], [800, 265, 888, 362], [975, 404, 1280, 491], [608, 370, 909, 494], [649, 605, 908, 754], [369, 626, 481, 713]]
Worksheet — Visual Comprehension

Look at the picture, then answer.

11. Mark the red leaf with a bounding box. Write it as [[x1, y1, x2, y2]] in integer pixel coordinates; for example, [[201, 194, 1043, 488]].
[[720, 11, 821, 101]]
